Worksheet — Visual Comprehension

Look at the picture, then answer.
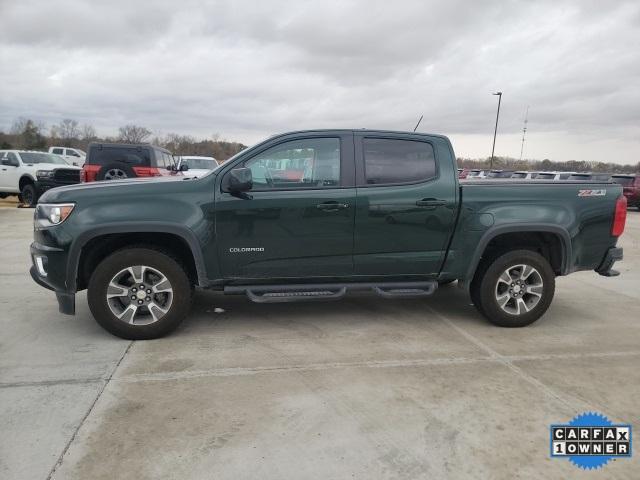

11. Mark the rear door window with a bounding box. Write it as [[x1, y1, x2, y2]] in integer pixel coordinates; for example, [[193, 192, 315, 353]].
[[52, 148, 64, 155], [89, 146, 150, 166], [362, 138, 436, 185]]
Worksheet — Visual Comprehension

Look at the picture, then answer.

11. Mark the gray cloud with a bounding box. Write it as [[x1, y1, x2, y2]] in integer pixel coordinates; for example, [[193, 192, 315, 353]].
[[0, 0, 639, 162]]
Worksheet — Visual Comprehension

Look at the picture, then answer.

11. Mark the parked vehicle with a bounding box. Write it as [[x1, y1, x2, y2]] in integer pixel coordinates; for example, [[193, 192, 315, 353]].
[[30, 129, 626, 339], [486, 169, 515, 179], [177, 156, 219, 178], [611, 174, 640, 209], [458, 168, 469, 179], [567, 173, 611, 182], [0, 150, 81, 206], [510, 171, 538, 180], [466, 169, 487, 179], [81, 143, 177, 182], [535, 171, 574, 181], [48, 147, 86, 166]]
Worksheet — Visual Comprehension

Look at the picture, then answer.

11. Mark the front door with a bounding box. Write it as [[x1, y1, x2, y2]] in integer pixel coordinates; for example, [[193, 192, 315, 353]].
[[0, 152, 21, 192], [215, 133, 356, 280], [353, 133, 458, 277]]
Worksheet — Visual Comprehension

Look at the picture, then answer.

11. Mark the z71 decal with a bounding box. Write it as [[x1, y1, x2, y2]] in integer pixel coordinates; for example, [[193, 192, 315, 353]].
[[578, 189, 606, 197]]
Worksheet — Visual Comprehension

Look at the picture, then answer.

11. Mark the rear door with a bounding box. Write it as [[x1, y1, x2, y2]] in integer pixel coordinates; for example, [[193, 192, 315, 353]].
[[353, 133, 458, 277], [215, 132, 356, 279]]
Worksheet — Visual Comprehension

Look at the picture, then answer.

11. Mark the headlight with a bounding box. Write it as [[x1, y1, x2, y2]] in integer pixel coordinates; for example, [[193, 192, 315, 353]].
[[36, 170, 54, 179], [35, 203, 75, 228]]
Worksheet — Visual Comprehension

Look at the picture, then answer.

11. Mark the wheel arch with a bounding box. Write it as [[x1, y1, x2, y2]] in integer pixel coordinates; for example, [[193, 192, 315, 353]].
[[465, 223, 571, 286], [70, 223, 208, 291], [19, 174, 36, 190]]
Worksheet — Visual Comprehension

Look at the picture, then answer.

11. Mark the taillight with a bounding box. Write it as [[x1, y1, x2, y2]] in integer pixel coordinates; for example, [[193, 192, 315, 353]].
[[612, 195, 627, 237], [81, 165, 100, 182], [132, 167, 161, 177]]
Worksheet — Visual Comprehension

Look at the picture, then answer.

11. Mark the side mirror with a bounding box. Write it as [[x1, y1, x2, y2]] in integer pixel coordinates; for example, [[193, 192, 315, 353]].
[[226, 167, 253, 192], [179, 163, 189, 171]]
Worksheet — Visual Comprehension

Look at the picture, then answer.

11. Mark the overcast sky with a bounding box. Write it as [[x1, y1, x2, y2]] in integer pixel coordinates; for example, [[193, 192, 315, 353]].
[[1, 0, 639, 163]]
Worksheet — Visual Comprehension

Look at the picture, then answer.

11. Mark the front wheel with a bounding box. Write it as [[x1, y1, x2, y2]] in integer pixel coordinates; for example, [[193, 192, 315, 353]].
[[88, 248, 192, 339], [471, 249, 555, 327], [21, 183, 38, 207]]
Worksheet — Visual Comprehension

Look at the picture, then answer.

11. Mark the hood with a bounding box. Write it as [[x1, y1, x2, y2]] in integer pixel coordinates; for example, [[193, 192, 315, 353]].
[[27, 163, 81, 171], [38, 172, 210, 204]]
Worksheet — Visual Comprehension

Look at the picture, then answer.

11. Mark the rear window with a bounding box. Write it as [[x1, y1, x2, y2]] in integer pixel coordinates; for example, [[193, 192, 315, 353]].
[[612, 176, 634, 186], [568, 174, 591, 180], [363, 138, 436, 185], [88, 146, 150, 166]]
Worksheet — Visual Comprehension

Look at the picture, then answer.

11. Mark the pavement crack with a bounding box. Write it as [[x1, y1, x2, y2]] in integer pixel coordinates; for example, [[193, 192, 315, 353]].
[[46, 340, 133, 480]]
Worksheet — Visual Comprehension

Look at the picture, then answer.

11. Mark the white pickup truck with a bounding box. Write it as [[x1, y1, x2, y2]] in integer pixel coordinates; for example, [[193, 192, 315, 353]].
[[48, 147, 86, 166], [0, 150, 81, 206]]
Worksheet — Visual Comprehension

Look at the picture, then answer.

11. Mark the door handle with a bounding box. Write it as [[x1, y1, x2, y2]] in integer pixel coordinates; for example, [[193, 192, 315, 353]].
[[416, 198, 446, 207], [316, 202, 349, 211]]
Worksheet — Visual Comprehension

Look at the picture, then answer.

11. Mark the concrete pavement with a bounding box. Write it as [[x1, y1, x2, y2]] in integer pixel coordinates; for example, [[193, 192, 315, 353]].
[[0, 207, 638, 479]]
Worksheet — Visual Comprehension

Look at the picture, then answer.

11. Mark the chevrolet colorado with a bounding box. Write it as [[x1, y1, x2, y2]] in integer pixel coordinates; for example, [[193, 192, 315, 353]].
[[30, 130, 626, 339]]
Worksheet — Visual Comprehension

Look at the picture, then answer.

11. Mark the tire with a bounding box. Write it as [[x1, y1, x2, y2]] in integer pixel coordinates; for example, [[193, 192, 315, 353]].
[[20, 183, 38, 207], [88, 247, 192, 339], [471, 249, 555, 328], [96, 163, 135, 181]]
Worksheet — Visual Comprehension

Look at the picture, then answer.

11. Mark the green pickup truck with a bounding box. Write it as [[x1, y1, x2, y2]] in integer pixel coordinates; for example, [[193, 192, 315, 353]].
[[30, 130, 627, 339]]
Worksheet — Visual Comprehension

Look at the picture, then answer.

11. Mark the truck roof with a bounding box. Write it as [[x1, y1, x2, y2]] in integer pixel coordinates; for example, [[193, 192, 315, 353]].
[[269, 129, 450, 141]]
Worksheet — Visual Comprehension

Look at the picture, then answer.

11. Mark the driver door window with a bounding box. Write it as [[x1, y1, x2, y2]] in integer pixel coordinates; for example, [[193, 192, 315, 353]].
[[244, 138, 340, 190]]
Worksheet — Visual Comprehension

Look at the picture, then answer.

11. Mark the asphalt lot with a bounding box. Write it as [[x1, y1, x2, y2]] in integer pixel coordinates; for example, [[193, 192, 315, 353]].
[[0, 206, 638, 479]]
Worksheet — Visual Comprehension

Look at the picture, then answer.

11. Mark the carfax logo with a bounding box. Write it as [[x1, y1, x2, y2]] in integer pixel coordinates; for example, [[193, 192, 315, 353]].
[[550, 412, 632, 470]]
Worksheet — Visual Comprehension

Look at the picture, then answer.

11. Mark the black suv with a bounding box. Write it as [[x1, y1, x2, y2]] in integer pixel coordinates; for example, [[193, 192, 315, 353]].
[[81, 143, 177, 182]]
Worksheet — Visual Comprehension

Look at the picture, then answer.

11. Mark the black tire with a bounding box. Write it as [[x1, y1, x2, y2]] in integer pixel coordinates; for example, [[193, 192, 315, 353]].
[[471, 249, 555, 328], [20, 183, 38, 207], [88, 247, 192, 339], [96, 162, 135, 181]]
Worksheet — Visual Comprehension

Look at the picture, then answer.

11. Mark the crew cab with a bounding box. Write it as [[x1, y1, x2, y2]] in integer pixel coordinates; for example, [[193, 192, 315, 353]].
[[30, 130, 626, 339], [81, 143, 177, 182], [611, 174, 639, 209], [49, 147, 86, 166], [0, 150, 81, 206]]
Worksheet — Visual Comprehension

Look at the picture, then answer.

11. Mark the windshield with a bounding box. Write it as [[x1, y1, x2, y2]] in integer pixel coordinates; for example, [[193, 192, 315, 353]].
[[612, 176, 634, 186], [20, 152, 69, 165], [182, 158, 218, 170]]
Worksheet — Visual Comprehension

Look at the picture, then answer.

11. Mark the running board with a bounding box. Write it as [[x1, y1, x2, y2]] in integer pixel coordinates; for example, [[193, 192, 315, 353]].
[[224, 281, 438, 304]]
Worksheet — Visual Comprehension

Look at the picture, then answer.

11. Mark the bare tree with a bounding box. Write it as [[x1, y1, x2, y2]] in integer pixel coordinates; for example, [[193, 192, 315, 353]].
[[51, 119, 81, 146], [81, 123, 96, 141], [10, 118, 46, 149], [118, 125, 151, 143]]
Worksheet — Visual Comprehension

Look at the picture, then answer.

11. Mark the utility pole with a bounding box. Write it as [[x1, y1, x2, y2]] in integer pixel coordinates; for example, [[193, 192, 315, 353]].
[[519, 105, 529, 161], [490, 92, 502, 170]]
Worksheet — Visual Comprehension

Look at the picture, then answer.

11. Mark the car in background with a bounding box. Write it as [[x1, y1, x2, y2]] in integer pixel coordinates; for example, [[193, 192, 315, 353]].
[[0, 150, 81, 206], [535, 171, 574, 180], [611, 174, 639, 209], [81, 143, 177, 182], [457, 168, 469, 179], [567, 172, 611, 182], [510, 171, 538, 179], [49, 147, 86, 166], [176, 156, 219, 178], [466, 169, 488, 179], [486, 169, 515, 179]]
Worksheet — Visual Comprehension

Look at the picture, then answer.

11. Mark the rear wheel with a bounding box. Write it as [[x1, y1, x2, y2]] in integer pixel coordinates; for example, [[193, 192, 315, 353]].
[[88, 248, 192, 339], [471, 249, 555, 327]]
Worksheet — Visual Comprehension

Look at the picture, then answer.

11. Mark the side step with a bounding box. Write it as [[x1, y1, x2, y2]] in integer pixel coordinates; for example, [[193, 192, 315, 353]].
[[224, 281, 437, 304]]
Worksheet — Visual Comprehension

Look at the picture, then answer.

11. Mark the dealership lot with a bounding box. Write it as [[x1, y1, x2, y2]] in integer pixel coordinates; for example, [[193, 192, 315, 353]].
[[0, 207, 638, 479]]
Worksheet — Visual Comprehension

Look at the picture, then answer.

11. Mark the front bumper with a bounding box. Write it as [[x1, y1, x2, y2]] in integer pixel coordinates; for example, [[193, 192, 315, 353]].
[[595, 247, 623, 277], [30, 241, 76, 315], [35, 179, 78, 195]]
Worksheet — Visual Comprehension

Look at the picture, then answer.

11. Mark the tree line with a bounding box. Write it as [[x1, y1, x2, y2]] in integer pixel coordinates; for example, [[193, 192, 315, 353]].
[[0, 118, 247, 162]]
